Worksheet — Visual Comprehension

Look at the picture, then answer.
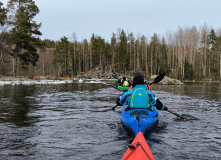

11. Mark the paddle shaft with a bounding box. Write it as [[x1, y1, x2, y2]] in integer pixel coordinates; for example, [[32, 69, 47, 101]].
[[112, 75, 118, 79], [112, 70, 165, 85], [112, 70, 119, 78], [112, 105, 118, 110], [92, 78, 122, 91]]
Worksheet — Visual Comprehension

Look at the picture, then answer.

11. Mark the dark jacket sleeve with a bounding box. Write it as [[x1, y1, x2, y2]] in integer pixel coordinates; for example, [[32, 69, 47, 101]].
[[155, 99, 168, 111]]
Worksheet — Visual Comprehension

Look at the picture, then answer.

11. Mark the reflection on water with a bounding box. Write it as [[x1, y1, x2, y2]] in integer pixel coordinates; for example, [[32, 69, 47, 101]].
[[0, 81, 220, 160], [0, 85, 36, 127], [153, 82, 221, 102]]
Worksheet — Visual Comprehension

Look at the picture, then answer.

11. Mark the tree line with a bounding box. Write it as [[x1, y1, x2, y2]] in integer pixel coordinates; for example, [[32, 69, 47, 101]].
[[1, 0, 221, 80]]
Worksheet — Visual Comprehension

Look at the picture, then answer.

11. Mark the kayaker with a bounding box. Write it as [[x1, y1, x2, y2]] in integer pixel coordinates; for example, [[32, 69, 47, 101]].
[[116, 72, 168, 111], [118, 76, 131, 87]]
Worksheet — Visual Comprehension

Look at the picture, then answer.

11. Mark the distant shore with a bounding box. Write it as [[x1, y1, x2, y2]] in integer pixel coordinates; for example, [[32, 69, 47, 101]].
[[1, 73, 219, 85], [0, 76, 62, 81], [0, 74, 184, 85], [0, 76, 31, 81]]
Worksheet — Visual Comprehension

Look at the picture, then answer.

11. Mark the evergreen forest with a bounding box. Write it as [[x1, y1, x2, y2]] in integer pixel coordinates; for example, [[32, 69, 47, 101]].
[[1, 0, 221, 81]]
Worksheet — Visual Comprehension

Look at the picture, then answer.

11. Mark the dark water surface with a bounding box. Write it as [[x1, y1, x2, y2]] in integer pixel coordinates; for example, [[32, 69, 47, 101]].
[[0, 80, 220, 160]]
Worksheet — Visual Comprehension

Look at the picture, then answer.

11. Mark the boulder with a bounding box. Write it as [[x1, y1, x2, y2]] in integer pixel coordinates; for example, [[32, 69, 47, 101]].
[[76, 70, 113, 79], [150, 75, 183, 85]]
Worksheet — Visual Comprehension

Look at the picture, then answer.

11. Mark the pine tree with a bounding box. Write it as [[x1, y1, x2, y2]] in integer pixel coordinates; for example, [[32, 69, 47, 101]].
[[0, 2, 7, 25], [211, 34, 221, 79], [7, 0, 42, 76], [184, 61, 194, 80], [114, 29, 127, 73], [0, 1, 8, 71], [127, 33, 135, 71], [52, 36, 69, 77], [82, 39, 89, 72], [97, 36, 105, 70], [110, 33, 117, 67], [104, 41, 111, 71], [208, 29, 218, 78], [216, 35, 221, 78], [149, 33, 160, 75], [90, 34, 99, 69], [160, 37, 168, 73]]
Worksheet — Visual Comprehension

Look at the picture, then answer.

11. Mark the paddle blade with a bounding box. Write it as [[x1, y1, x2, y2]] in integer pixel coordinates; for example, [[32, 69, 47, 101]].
[[112, 105, 117, 110], [112, 70, 118, 77], [153, 73, 166, 84], [167, 109, 198, 121], [180, 114, 199, 120]]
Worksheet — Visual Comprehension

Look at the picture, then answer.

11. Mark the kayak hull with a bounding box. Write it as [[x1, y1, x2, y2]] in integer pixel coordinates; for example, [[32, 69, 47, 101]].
[[117, 85, 130, 90], [121, 105, 158, 136], [121, 132, 155, 160]]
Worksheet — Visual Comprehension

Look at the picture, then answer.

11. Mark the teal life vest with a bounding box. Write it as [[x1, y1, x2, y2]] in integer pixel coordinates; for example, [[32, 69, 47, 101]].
[[128, 84, 156, 109]]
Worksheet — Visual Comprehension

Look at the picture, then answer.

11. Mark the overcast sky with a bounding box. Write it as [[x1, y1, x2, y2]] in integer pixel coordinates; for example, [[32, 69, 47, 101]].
[[1, 0, 221, 42]]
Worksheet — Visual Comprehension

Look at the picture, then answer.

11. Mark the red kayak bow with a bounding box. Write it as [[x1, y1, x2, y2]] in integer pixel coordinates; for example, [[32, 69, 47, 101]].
[[121, 132, 155, 160]]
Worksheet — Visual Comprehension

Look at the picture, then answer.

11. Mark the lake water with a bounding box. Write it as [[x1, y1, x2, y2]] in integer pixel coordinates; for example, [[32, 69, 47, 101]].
[[0, 80, 220, 160]]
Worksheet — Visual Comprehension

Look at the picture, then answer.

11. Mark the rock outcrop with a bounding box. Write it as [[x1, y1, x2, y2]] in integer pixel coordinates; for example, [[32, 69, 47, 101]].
[[0, 70, 183, 85], [75, 71, 183, 85], [75, 70, 113, 79], [150, 75, 183, 85]]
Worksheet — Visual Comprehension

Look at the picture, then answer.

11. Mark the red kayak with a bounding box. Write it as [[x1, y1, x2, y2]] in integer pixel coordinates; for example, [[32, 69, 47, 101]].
[[121, 132, 155, 160]]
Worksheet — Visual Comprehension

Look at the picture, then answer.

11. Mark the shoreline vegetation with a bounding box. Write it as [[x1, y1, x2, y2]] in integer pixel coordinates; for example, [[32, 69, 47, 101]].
[[1, 1, 221, 83]]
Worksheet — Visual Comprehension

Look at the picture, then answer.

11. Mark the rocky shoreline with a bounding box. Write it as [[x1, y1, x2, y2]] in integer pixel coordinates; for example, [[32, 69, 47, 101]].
[[0, 69, 184, 85], [0, 76, 31, 81], [75, 70, 184, 85]]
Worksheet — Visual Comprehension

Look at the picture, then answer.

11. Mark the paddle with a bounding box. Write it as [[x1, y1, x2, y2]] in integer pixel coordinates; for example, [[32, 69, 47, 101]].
[[91, 78, 123, 91], [112, 75, 118, 79], [148, 73, 166, 85], [112, 105, 120, 110], [112, 70, 134, 87], [111, 105, 118, 111], [112, 69, 119, 78], [112, 69, 165, 85]]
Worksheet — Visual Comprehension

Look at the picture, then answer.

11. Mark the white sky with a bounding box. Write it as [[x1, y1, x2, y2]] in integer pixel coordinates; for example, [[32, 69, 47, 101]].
[[1, 0, 221, 42]]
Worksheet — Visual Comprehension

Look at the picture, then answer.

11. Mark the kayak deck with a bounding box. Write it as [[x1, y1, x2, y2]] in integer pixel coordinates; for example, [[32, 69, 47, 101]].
[[121, 132, 155, 160], [121, 105, 158, 135]]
